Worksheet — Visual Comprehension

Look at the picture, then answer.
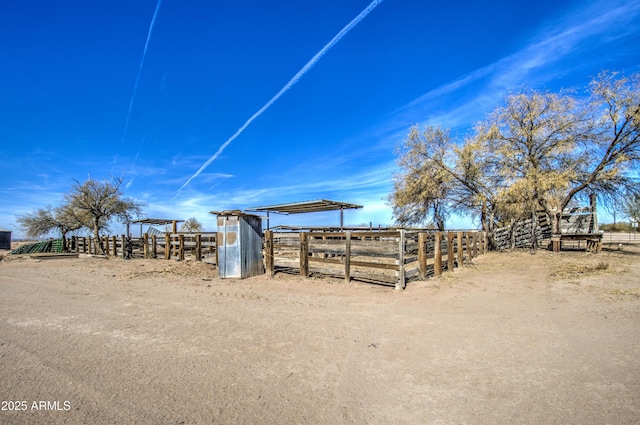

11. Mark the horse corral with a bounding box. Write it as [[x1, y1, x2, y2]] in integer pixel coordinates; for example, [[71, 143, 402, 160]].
[[62, 228, 487, 289]]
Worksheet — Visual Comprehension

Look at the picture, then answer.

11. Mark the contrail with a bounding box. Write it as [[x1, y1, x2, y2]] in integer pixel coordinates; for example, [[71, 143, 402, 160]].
[[177, 0, 384, 193], [122, 0, 164, 143]]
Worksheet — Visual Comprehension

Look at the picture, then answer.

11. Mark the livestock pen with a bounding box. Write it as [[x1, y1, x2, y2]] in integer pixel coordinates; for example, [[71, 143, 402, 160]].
[[265, 229, 486, 289], [66, 229, 486, 289]]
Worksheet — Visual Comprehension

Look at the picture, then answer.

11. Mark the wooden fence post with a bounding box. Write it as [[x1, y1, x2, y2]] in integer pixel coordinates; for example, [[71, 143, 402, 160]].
[[143, 233, 149, 259], [472, 232, 478, 258], [418, 232, 427, 279], [164, 233, 170, 260], [178, 234, 185, 261], [447, 231, 455, 272], [434, 232, 442, 277], [396, 230, 406, 290], [299, 232, 309, 277], [121, 235, 126, 258], [151, 235, 157, 258], [265, 230, 274, 276], [466, 232, 473, 260], [344, 231, 351, 283], [457, 232, 463, 267], [195, 234, 202, 261], [112, 236, 117, 256], [482, 232, 488, 254], [104, 237, 110, 257]]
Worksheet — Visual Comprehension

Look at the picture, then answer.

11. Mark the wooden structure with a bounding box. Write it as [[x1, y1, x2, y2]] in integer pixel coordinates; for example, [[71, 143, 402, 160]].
[[264, 229, 486, 289], [493, 213, 552, 251], [66, 228, 486, 289], [248, 199, 363, 230], [69, 233, 217, 262], [551, 205, 602, 253]]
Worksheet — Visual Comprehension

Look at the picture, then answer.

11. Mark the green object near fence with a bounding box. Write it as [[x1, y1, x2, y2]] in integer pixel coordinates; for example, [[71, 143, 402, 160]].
[[9, 239, 64, 255]]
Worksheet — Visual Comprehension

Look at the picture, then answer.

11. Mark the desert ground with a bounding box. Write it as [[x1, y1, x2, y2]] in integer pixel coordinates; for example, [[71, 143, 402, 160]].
[[1, 243, 639, 424]]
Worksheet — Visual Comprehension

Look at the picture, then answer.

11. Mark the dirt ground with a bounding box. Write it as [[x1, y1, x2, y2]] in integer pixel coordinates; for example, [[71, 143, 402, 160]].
[[1, 244, 639, 425]]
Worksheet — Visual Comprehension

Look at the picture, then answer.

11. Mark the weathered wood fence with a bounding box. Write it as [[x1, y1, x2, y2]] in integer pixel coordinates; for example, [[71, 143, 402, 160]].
[[69, 233, 217, 263], [68, 230, 486, 288], [493, 214, 552, 251], [264, 230, 487, 289]]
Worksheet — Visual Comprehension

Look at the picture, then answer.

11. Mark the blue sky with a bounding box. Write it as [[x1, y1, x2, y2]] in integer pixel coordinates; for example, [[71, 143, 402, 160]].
[[2, 0, 639, 237]]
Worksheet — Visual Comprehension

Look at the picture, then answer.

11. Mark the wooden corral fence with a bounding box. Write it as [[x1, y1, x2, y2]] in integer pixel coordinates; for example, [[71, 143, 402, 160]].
[[493, 213, 552, 251], [68, 233, 217, 263], [67, 230, 487, 288], [264, 230, 487, 289]]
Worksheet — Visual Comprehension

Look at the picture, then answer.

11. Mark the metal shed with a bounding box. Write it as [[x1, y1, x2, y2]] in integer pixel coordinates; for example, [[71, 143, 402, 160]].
[[0, 227, 12, 250], [212, 211, 264, 279]]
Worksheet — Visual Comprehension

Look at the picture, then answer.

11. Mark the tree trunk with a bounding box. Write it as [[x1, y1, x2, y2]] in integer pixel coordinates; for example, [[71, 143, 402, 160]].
[[481, 202, 497, 251], [93, 220, 104, 255]]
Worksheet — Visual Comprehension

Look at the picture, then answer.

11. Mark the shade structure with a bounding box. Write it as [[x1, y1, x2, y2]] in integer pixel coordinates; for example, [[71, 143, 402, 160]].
[[248, 199, 363, 230]]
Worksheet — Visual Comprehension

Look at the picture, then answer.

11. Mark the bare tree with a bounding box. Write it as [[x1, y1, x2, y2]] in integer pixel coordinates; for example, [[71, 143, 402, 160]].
[[16, 203, 84, 251], [180, 217, 203, 233], [65, 176, 143, 254]]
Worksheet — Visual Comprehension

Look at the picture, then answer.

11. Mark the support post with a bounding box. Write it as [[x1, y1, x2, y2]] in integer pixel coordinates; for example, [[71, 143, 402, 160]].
[[447, 231, 455, 272], [434, 232, 442, 277], [104, 237, 110, 257], [178, 234, 185, 261], [195, 234, 202, 261], [299, 232, 308, 277], [265, 230, 274, 276], [472, 232, 478, 258], [344, 231, 351, 283], [164, 233, 171, 260], [112, 236, 117, 256], [143, 233, 149, 259], [418, 232, 427, 279], [151, 235, 157, 258], [457, 232, 464, 267], [121, 235, 126, 258], [396, 230, 406, 290]]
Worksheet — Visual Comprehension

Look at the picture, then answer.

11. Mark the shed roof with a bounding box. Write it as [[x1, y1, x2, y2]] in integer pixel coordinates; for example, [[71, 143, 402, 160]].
[[129, 218, 184, 225], [248, 199, 362, 215]]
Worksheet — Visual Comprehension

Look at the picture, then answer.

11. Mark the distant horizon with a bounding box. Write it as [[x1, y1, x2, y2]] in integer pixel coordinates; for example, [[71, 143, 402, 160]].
[[2, 0, 639, 239]]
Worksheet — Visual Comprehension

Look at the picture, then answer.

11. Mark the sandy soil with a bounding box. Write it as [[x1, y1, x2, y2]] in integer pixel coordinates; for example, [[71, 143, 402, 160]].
[[1, 244, 639, 425]]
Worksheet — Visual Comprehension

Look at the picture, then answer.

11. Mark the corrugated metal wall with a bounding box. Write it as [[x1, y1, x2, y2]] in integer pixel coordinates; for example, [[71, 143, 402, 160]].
[[217, 214, 264, 279]]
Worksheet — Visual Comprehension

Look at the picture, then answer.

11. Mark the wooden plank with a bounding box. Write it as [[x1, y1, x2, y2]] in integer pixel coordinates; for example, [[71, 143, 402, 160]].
[[195, 234, 202, 261], [447, 232, 455, 271], [434, 232, 442, 276], [300, 232, 309, 277], [397, 229, 405, 290], [345, 231, 351, 283], [307, 256, 399, 271], [418, 232, 427, 279], [265, 230, 274, 276]]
